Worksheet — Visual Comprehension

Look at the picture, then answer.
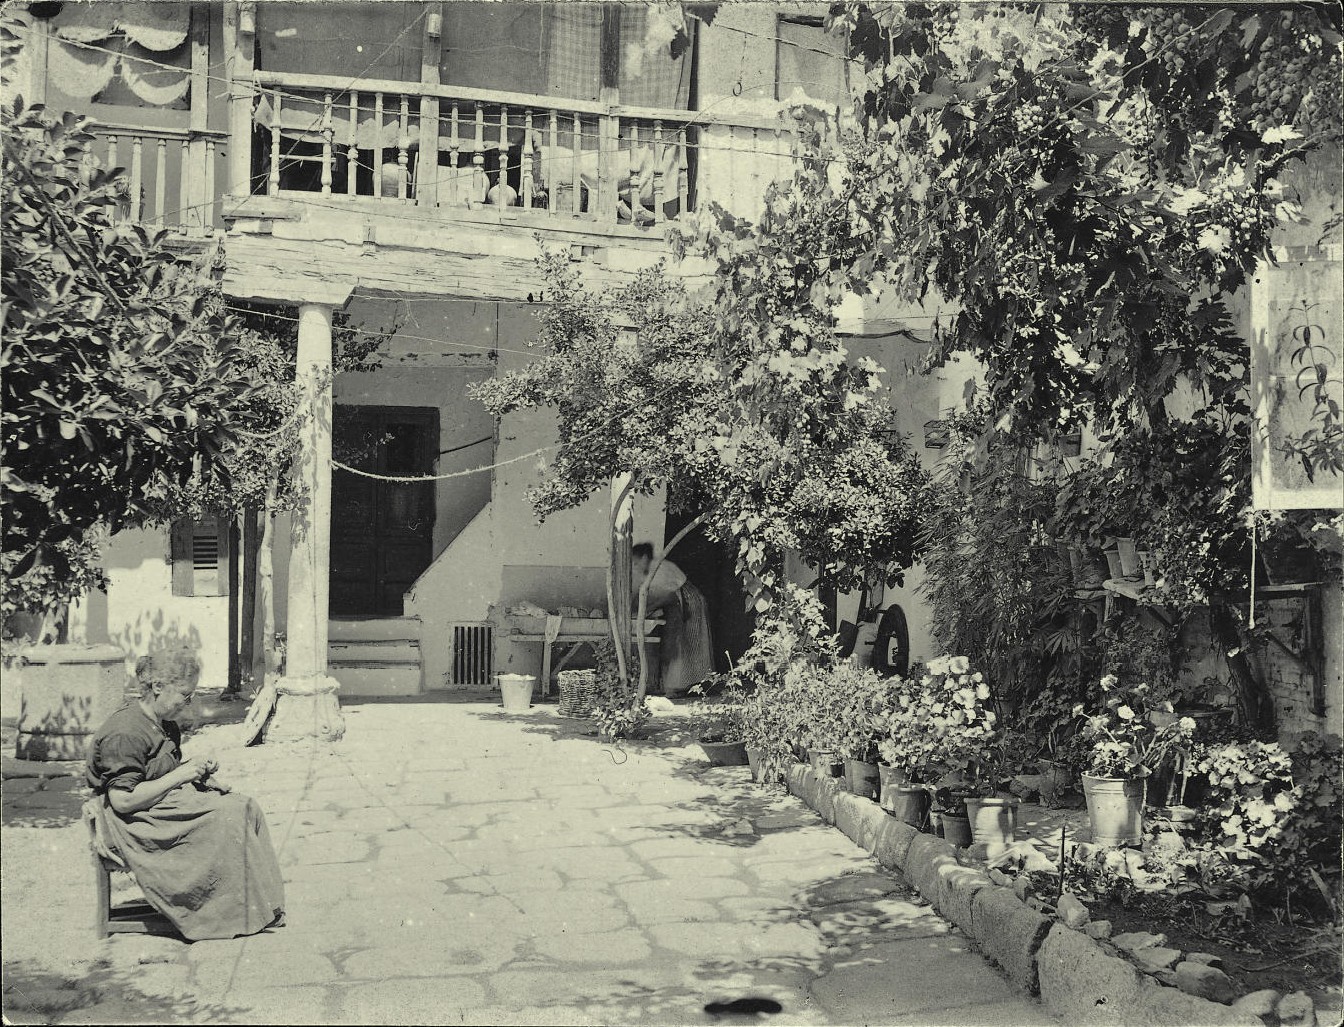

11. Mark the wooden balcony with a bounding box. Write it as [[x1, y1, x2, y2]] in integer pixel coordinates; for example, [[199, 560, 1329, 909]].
[[87, 122, 229, 236], [245, 70, 802, 233]]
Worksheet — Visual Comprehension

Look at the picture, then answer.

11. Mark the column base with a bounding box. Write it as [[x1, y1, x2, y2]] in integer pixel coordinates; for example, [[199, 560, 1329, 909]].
[[264, 675, 345, 742]]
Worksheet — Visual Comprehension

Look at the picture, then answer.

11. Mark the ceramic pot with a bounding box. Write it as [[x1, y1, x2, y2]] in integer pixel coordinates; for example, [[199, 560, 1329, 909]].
[[1102, 548, 1125, 581], [701, 740, 749, 767], [877, 764, 909, 811], [941, 813, 973, 847], [885, 785, 930, 829], [844, 758, 881, 799], [746, 746, 763, 782], [1082, 773, 1143, 847], [965, 796, 1019, 849], [1115, 537, 1142, 579], [809, 749, 842, 777]]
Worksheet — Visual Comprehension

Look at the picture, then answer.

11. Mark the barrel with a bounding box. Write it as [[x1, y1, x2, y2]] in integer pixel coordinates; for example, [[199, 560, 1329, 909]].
[[14, 644, 129, 761]]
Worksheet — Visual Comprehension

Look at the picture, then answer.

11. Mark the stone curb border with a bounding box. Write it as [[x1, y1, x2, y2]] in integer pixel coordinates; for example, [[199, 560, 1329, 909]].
[[786, 766, 1263, 1027]]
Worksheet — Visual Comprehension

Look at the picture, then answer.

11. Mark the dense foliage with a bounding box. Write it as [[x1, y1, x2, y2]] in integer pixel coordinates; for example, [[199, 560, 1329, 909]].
[[1, 103, 272, 621]]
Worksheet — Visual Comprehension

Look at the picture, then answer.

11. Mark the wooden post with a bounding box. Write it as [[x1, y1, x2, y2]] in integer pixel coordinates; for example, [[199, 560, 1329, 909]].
[[226, 514, 241, 694], [225, 2, 256, 199], [417, 2, 443, 208], [266, 301, 345, 741], [186, 3, 210, 231], [597, 4, 621, 224], [26, 13, 49, 108], [239, 506, 261, 696]]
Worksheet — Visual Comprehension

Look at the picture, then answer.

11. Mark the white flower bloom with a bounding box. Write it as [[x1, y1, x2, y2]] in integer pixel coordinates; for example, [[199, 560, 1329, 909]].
[[1117, 705, 1135, 721], [1262, 126, 1303, 145], [927, 657, 950, 676], [1198, 226, 1230, 255], [976, 683, 991, 700], [948, 656, 970, 675]]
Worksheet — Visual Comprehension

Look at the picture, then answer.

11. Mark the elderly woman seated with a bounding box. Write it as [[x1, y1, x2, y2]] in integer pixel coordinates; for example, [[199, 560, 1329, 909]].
[[85, 649, 284, 941]]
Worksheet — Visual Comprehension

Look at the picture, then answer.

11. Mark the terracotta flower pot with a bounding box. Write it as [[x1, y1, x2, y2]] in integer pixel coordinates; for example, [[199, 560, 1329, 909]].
[[1082, 773, 1143, 847], [877, 764, 909, 811], [810, 749, 843, 777], [941, 812, 973, 847], [1102, 548, 1125, 581], [1115, 537, 1142, 579], [885, 785, 930, 829], [844, 758, 881, 800], [746, 746, 763, 782], [965, 796, 1019, 849], [700, 740, 749, 767]]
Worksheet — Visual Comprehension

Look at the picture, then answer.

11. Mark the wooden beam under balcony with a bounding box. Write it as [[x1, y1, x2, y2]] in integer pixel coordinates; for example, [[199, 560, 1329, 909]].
[[220, 210, 713, 305]]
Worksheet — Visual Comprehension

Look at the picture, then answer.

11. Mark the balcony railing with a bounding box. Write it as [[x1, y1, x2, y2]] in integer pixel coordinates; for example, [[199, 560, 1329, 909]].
[[249, 70, 800, 228], [87, 122, 229, 235]]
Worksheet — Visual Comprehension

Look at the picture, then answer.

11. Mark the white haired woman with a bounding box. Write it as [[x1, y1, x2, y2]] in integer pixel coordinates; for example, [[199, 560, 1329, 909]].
[[84, 649, 284, 940]]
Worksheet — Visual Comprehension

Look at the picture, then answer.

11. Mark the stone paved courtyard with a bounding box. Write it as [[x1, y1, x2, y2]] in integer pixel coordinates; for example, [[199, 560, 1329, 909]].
[[3, 699, 1058, 1025]]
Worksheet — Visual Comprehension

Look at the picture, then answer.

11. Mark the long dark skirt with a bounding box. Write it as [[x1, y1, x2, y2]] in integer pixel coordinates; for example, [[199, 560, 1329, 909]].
[[101, 787, 284, 941]]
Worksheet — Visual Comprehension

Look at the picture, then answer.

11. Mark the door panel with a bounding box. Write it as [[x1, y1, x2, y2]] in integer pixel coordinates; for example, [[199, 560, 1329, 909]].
[[330, 405, 438, 617]]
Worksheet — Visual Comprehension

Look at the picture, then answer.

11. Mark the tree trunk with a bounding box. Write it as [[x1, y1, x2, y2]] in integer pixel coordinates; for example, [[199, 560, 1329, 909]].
[[257, 484, 278, 682], [239, 507, 262, 697], [634, 512, 709, 705], [607, 475, 634, 686], [226, 515, 242, 694], [1209, 599, 1275, 737]]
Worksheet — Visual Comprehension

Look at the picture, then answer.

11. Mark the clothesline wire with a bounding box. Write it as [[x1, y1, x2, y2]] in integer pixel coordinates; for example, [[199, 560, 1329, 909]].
[[331, 374, 694, 483]]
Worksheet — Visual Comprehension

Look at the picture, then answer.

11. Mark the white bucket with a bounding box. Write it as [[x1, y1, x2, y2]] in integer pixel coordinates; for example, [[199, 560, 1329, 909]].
[[497, 674, 536, 712]]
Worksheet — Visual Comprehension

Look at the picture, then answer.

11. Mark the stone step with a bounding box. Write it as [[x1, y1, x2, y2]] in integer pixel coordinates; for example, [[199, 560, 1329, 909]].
[[328, 642, 420, 665], [329, 662, 422, 697], [328, 617, 421, 643]]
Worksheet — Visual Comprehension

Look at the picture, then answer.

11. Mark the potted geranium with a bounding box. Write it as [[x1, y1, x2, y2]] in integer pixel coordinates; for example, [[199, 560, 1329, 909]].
[[1076, 675, 1196, 847], [835, 663, 890, 800], [739, 681, 793, 785], [687, 677, 749, 766], [786, 661, 846, 778]]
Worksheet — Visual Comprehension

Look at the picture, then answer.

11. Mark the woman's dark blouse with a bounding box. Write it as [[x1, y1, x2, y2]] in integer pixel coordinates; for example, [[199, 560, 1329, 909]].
[[85, 704, 183, 794]]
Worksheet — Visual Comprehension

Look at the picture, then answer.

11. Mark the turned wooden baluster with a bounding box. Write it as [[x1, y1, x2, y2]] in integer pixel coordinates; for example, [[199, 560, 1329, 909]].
[[347, 91, 359, 197], [521, 111, 533, 210], [268, 92, 282, 195], [204, 138, 216, 227], [570, 114, 581, 216], [373, 92, 384, 198], [154, 137, 167, 225], [628, 121, 639, 223], [320, 92, 333, 196], [547, 109, 558, 216], [178, 137, 189, 227], [498, 104, 510, 204], [677, 127, 689, 216], [106, 135, 118, 173], [472, 104, 486, 203], [448, 101, 461, 206], [652, 121, 665, 224], [129, 137, 143, 222], [397, 95, 410, 200]]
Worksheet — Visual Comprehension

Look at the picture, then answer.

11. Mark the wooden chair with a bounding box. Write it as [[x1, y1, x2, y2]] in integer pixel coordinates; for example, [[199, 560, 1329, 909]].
[[81, 798, 168, 939]]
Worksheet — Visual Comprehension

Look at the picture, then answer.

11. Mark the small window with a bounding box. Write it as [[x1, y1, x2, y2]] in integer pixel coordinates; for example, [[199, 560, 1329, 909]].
[[775, 15, 851, 108], [170, 517, 230, 597]]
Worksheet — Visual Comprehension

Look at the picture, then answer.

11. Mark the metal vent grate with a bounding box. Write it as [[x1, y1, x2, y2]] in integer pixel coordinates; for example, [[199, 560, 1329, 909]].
[[191, 522, 220, 573], [451, 623, 494, 686]]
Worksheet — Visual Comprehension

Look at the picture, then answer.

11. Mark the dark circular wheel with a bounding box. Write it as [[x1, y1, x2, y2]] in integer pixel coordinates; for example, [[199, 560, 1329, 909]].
[[871, 604, 910, 678]]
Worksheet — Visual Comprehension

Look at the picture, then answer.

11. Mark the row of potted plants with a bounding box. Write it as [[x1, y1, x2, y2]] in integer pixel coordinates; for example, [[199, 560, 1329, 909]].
[[689, 655, 1224, 853]]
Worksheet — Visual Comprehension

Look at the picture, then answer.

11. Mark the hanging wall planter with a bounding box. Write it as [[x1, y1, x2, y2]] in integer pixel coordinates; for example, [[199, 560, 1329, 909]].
[[1115, 537, 1142, 579]]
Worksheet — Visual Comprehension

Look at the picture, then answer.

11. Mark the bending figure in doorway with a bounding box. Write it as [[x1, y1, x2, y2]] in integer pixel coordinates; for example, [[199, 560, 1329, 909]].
[[632, 542, 714, 698]]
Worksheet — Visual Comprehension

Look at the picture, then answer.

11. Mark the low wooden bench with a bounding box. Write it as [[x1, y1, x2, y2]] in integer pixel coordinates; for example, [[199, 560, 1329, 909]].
[[81, 798, 168, 939]]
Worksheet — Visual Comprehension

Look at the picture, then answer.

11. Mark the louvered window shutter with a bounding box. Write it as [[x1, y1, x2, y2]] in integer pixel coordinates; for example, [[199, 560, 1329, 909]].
[[170, 517, 231, 597]]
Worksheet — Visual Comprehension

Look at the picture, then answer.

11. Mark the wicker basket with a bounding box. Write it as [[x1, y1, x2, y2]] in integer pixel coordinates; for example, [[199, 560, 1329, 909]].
[[556, 669, 598, 719]]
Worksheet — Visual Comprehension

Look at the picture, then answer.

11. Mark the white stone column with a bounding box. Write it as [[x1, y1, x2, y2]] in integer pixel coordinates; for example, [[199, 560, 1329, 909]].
[[267, 301, 344, 741]]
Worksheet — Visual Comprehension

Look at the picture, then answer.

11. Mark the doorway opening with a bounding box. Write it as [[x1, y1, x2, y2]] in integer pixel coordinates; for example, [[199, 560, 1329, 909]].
[[330, 405, 438, 617]]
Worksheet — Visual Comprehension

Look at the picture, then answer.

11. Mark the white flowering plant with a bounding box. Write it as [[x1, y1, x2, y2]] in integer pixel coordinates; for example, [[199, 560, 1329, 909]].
[[1077, 675, 1196, 781], [878, 656, 999, 786]]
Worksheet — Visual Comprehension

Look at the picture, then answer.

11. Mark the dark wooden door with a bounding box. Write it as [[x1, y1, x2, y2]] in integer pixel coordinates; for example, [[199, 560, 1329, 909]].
[[330, 406, 438, 617]]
